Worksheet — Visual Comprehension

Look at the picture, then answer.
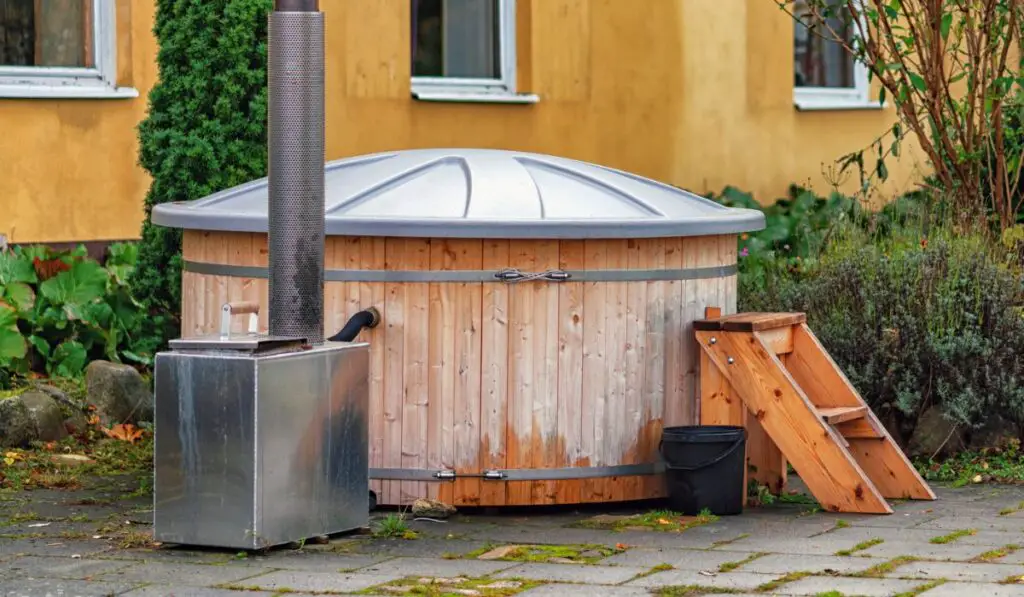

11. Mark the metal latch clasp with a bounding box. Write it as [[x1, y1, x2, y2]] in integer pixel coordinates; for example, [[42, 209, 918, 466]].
[[433, 470, 456, 481]]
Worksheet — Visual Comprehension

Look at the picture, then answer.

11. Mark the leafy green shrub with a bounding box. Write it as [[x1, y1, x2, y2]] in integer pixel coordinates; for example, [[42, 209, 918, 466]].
[[0, 245, 153, 388], [742, 228, 1024, 446], [134, 0, 272, 348]]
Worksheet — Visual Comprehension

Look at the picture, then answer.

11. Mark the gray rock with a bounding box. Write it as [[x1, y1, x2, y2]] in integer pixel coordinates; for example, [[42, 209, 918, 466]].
[[0, 395, 33, 447], [20, 391, 68, 442], [85, 361, 153, 425], [969, 413, 1020, 450], [908, 406, 965, 458], [0, 391, 67, 447]]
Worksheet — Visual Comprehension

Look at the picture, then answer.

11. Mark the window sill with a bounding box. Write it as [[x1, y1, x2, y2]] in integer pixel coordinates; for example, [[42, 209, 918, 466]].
[[0, 84, 140, 100], [412, 90, 540, 104], [794, 98, 886, 112]]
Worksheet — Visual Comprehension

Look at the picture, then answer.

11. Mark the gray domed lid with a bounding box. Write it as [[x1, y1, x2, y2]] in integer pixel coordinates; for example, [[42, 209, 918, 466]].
[[151, 148, 765, 239]]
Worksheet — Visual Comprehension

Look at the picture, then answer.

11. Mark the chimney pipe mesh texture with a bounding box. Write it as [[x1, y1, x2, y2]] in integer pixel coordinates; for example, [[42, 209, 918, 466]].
[[267, 11, 325, 344]]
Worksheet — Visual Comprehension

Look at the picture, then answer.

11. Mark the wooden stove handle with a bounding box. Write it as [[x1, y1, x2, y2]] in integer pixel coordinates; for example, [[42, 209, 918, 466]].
[[220, 302, 261, 337], [224, 301, 260, 315]]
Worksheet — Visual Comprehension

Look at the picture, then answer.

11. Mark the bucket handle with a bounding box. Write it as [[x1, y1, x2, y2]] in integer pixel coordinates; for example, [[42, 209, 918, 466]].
[[658, 436, 745, 472]]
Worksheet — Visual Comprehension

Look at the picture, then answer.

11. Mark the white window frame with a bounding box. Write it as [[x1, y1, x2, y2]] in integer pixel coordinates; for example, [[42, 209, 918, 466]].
[[411, 0, 537, 104], [793, 1, 880, 111], [0, 0, 137, 99]]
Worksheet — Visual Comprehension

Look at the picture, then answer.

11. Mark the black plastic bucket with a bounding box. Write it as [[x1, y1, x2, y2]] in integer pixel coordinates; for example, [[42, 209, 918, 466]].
[[659, 425, 746, 516]]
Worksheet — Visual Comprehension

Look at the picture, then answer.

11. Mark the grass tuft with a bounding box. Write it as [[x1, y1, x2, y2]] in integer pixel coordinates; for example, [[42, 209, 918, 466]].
[[854, 555, 917, 578], [755, 571, 811, 592], [835, 538, 883, 556], [929, 529, 976, 544], [975, 544, 1020, 562], [718, 552, 767, 573]]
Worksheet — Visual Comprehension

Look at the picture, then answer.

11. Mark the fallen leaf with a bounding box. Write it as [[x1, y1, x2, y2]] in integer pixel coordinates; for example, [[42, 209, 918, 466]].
[[101, 424, 144, 444], [698, 570, 717, 577], [27, 523, 51, 528], [615, 543, 629, 550], [657, 518, 672, 525]]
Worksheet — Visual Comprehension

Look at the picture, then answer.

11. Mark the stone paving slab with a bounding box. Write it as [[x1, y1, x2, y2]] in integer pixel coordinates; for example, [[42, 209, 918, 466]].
[[0, 579, 141, 597], [518, 584, 652, 596], [493, 562, 649, 584], [3, 555, 134, 580], [737, 553, 887, 575], [860, 539, 993, 561], [221, 570, 401, 593], [887, 559, 1024, 583], [623, 569, 778, 591], [93, 561, 275, 586], [920, 581, 1024, 596], [0, 537, 113, 558], [601, 547, 761, 570], [355, 555, 519, 577], [771, 574, 926, 596], [120, 587, 283, 597]]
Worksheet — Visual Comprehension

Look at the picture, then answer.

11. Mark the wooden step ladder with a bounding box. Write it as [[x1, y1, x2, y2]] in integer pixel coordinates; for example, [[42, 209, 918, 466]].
[[695, 308, 936, 514]]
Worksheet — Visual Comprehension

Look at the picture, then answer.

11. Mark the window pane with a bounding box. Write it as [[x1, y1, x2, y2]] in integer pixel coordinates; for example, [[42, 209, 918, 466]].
[[412, 0, 502, 79], [0, 0, 93, 68], [793, 0, 855, 88]]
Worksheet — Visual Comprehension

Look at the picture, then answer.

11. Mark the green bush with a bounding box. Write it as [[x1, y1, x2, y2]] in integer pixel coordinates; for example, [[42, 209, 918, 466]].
[[133, 0, 272, 347], [742, 228, 1024, 445], [0, 245, 154, 388]]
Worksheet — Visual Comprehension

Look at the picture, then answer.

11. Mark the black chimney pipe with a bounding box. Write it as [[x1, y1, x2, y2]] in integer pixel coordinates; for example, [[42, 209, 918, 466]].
[[267, 0, 325, 343]]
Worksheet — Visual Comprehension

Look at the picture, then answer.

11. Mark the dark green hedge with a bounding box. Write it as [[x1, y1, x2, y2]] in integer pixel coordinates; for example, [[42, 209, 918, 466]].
[[133, 0, 272, 344]]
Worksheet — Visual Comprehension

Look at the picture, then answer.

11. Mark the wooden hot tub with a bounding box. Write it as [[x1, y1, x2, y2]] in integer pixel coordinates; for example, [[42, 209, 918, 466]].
[[154, 149, 765, 507]]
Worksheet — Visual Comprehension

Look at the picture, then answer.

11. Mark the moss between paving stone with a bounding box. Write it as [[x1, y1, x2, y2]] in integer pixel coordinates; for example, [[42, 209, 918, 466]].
[[976, 543, 1021, 561], [359, 576, 543, 596], [892, 579, 948, 597], [929, 529, 976, 544], [853, 555, 918, 578], [755, 571, 812, 592], [463, 543, 623, 564], [654, 587, 744, 596], [718, 552, 767, 573], [835, 537, 884, 556], [573, 508, 719, 533]]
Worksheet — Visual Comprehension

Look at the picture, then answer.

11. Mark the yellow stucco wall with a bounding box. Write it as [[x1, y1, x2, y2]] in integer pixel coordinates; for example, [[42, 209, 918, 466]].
[[0, 0, 928, 245], [0, 1, 157, 245]]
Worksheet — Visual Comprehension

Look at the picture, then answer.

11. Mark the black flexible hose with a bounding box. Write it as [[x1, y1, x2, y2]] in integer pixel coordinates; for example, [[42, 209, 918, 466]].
[[328, 307, 381, 342]]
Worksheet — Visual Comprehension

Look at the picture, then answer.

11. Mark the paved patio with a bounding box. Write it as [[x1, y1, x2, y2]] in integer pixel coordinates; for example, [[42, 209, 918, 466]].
[[3, 476, 1024, 596]]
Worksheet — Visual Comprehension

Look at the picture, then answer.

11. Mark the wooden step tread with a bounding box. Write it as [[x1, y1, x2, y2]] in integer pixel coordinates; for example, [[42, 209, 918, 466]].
[[818, 406, 868, 425], [693, 312, 807, 332]]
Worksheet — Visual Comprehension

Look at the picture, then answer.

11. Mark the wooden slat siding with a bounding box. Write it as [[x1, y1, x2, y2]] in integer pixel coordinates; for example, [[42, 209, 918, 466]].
[[209, 233, 229, 333], [453, 240, 484, 506], [787, 324, 935, 501], [506, 240, 535, 505], [641, 237, 667, 499], [623, 239, 646, 501], [362, 238, 387, 503], [602, 240, 627, 503], [532, 240, 560, 505], [382, 241, 406, 506], [660, 238, 682, 428], [183, 232, 742, 506], [723, 235, 738, 316], [580, 240, 607, 502], [226, 233, 250, 331], [401, 239, 431, 504], [239, 234, 261, 333], [427, 240, 453, 503], [480, 240, 510, 506], [696, 330, 892, 514], [180, 231, 199, 337], [556, 240, 585, 505], [254, 234, 271, 336]]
